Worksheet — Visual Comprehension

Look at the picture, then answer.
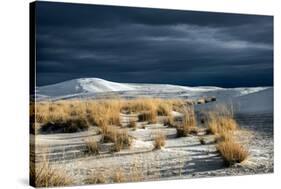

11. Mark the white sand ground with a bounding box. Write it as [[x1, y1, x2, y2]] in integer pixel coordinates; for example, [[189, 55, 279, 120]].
[[32, 78, 273, 184], [31, 111, 273, 184]]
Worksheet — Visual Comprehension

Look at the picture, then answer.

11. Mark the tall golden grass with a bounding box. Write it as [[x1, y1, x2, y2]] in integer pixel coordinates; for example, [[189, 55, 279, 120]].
[[206, 104, 237, 136], [84, 138, 100, 155], [206, 104, 249, 165], [176, 105, 197, 137], [216, 139, 249, 166], [30, 160, 73, 187], [34, 98, 191, 133], [208, 116, 238, 135], [101, 126, 132, 152]]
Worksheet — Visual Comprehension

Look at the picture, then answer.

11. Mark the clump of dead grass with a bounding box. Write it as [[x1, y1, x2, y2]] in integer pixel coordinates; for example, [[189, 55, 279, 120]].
[[34, 98, 191, 134], [138, 111, 157, 123], [154, 132, 166, 149], [208, 115, 238, 135], [205, 104, 249, 166], [112, 168, 125, 183], [101, 127, 132, 152], [30, 160, 73, 187], [84, 138, 100, 155], [40, 118, 89, 133], [176, 105, 197, 137], [216, 139, 249, 166], [157, 103, 172, 116]]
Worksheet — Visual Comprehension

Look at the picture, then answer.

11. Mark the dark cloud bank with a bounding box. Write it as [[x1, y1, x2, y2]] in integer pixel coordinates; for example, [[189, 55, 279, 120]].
[[35, 1, 273, 87]]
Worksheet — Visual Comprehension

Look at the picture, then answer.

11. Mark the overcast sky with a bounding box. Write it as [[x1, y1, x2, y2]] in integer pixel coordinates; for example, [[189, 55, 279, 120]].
[[35, 2, 273, 87]]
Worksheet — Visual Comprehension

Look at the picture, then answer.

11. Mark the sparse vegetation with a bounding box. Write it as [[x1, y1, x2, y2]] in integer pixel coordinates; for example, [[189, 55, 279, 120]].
[[208, 116, 237, 135], [176, 106, 197, 137], [30, 160, 73, 187], [40, 118, 89, 133], [113, 168, 125, 183], [34, 98, 191, 134], [31, 96, 260, 185], [216, 139, 249, 166], [154, 132, 166, 149], [157, 103, 172, 116], [205, 104, 249, 166], [138, 111, 157, 123], [84, 138, 100, 155], [205, 104, 238, 138], [101, 127, 132, 152]]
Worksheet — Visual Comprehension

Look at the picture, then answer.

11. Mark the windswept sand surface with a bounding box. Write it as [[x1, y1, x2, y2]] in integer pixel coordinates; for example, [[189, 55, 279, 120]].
[[32, 78, 273, 184], [31, 112, 273, 184]]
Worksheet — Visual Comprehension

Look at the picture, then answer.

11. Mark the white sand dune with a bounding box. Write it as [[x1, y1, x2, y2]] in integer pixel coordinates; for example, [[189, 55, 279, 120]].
[[36, 78, 273, 114], [37, 78, 271, 101], [37, 78, 136, 97], [233, 87, 273, 113]]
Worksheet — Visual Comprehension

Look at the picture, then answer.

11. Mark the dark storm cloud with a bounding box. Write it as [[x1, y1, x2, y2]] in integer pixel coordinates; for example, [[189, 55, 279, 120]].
[[35, 1, 273, 87]]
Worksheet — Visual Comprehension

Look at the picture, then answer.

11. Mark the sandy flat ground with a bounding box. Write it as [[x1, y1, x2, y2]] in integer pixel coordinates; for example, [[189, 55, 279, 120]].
[[30, 111, 273, 185]]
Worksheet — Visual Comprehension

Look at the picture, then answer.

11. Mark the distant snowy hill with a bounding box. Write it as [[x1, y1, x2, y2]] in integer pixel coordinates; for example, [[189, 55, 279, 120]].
[[36, 78, 224, 100], [37, 78, 136, 98], [233, 87, 273, 113], [36, 78, 273, 114]]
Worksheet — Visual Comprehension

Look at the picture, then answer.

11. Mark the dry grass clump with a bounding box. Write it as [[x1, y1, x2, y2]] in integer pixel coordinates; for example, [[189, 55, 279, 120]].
[[154, 132, 166, 149], [34, 98, 190, 134], [214, 131, 233, 143], [176, 106, 197, 137], [208, 115, 238, 135], [86, 99, 122, 126], [35, 100, 122, 132], [122, 98, 157, 113], [112, 168, 125, 183], [138, 111, 157, 123], [122, 98, 187, 124], [36, 101, 89, 133], [216, 139, 249, 166], [40, 118, 89, 133], [206, 104, 237, 137], [35, 101, 75, 123], [157, 103, 172, 116], [205, 104, 249, 166], [30, 161, 73, 187], [84, 138, 100, 155], [101, 127, 132, 152]]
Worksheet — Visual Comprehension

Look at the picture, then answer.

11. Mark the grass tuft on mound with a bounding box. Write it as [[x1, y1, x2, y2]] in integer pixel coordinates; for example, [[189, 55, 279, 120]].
[[216, 139, 249, 166]]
